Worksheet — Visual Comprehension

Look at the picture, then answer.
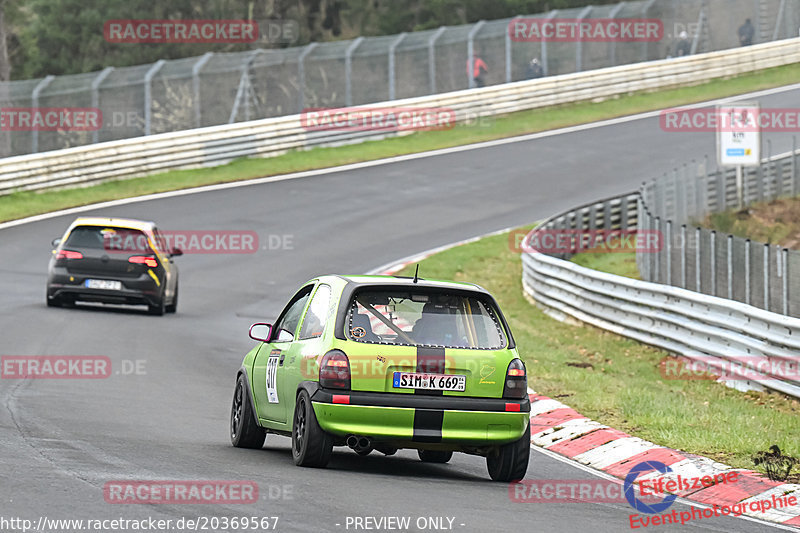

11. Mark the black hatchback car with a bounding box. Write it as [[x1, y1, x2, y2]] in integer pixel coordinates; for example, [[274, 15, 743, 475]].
[[46, 217, 181, 315]]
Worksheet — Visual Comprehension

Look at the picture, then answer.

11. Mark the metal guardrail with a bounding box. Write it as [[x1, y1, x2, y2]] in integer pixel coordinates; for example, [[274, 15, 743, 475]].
[[2, 37, 800, 196], [521, 181, 800, 398]]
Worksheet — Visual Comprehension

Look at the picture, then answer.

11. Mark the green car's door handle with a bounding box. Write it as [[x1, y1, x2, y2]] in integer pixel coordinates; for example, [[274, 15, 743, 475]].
[[279, 353, 286, 366]]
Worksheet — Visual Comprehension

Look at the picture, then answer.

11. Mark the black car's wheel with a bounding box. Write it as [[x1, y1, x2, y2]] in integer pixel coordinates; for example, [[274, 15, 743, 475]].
[[148, 292, 165, 316], [230, 374, 266, 449], [165, 285, 178, 314], [292, 389, 332, 467], [486, 423, 530, 482], [418, 450, 453, 463]]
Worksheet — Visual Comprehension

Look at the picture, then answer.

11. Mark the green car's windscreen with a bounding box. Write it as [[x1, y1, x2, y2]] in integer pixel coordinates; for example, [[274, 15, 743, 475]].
[[346, 290, 507, 349]]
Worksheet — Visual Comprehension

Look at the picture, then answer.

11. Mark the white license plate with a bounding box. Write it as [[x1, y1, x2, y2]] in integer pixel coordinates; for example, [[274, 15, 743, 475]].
[[393, 372, 466, 392], [85, 279, 122, 290]]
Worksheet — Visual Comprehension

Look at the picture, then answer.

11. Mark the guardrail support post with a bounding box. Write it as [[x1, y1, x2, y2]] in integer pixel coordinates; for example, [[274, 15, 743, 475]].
[[467, 21, 486, 89], [31, 75, 54, 153], [388, 33, 407, 101], [793, 136, 798, 196], [710, 231, 716, 296], [782, 248, 789, 316], [666, 221, 673, 286], [192, 53, 213, 128], [345, 37, 365, 107], [429, 26, 446, 94], [297, 43, 318, 113], [654, 217, 661, 283], [91, 67, 114, 144], [143, 59, 166, 136]]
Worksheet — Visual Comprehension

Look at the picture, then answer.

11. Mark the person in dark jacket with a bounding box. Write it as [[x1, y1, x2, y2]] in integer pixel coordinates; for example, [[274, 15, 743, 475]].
[[525, 58, 544, 79], [738, 18, 755, 46], [675, 31, 691, 57]]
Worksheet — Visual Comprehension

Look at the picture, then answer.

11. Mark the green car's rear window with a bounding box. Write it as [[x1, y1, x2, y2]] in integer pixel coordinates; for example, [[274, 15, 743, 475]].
[[346, 290, 507, 349]]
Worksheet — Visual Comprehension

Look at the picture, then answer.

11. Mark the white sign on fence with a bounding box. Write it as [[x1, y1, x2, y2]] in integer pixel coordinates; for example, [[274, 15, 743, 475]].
[[717, 103, 761, 167]]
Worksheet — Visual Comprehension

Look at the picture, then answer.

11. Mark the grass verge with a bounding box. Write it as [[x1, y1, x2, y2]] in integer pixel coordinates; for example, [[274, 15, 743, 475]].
[[396, 229, 800, 479], [3, 62, 800, 223]]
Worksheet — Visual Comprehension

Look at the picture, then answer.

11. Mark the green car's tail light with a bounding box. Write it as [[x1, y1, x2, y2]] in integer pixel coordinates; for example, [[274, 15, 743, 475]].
[[128, 255, 158, 268], [503, 359, 527, 399], [320, 350, 351, 390]]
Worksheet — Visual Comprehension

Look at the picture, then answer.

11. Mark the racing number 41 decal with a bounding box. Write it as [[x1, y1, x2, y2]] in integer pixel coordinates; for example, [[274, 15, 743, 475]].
[[266, 350, 280, 404]]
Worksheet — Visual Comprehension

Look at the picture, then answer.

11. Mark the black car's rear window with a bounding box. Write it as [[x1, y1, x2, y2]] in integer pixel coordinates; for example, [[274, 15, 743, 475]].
[[346, 289, 507, 349], [65, 226, 150, 253]]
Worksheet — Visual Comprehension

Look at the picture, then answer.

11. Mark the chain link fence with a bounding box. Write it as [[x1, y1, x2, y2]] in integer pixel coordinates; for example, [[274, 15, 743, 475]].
[[1, 0, 799, 158], [637, 138, 800, 318]]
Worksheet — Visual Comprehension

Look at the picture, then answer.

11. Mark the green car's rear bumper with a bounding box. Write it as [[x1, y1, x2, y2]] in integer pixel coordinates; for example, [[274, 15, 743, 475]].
[[311, 388, 530, 445]]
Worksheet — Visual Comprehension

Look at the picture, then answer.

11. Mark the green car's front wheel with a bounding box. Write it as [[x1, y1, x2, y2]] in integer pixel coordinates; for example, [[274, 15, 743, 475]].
[[292, 390, 333, 467], [230, 375, 266, 449], [486, 422, 530, 482]]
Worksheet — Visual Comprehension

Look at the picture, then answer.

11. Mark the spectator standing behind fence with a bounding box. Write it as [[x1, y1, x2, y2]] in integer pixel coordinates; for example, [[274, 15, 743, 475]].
[[525, 58, 544, 80], [675, 31, 691, 57], [739, 18, 755, 46], [467, 54, 488, 88]]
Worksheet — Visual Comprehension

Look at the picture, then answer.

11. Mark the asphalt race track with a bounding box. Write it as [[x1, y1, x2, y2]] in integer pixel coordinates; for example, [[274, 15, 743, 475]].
[[2, 86, 799, 533]]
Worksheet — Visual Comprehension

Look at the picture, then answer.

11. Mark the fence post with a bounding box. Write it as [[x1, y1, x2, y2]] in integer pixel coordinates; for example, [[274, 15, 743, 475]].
[[690, 9, 706, 55], [541, 10, 557, 76], [666, 221, 673, 286], [428, 27, 446, 94], [576, 6, 592, 72], [388, 33, 407, 101], [679, 224, 687, 288], [773, 0, 787, 41], [792, 136, 798, 196], [695, 227, 702, 292], [745, 239, 751, 306], [727, 235, 733, 300], [297, 43, 318, 113], [228, 50, 261, 124], [710, 230, 717, 296], [654, 217, 661, 283], [609, 2, 626, 67], [91, 67, 114, 144], [143, 60, 166, 136], [640, 0, 657, 61], [191, 53, 213, 129], [31, 75, 54, 153], [782, 248, 789, 316], [505, 17, 519, 83], [763, 243, 770, 311], [345, 37, 365, 107]]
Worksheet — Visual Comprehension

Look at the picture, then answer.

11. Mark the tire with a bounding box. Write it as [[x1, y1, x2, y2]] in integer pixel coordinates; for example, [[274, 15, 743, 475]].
[[292, 389, 333, 467], [148, 294, 165, 316], [165, 285, 178, 314], [230, 374, 266, 449], [418, 450, 453, 463], [486, 423, 530, 482]]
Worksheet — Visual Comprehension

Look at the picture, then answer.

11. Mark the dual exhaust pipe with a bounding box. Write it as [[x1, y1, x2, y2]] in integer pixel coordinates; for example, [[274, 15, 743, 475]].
[[346, 435, 373, 453]]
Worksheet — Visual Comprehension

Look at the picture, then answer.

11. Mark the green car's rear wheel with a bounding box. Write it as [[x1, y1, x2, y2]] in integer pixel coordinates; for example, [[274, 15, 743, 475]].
[[486, 422, 530, 482], [292, 389, 333, 467], [230, 375, 266, 449], [418, 450, 453, 463]]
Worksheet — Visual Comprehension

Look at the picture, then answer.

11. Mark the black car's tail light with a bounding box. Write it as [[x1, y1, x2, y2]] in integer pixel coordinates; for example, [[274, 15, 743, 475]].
[[319, 350, 351, 390], [55, 250, 83, 260], [503, 359, 527, 399], [128, 255, 158, 268]]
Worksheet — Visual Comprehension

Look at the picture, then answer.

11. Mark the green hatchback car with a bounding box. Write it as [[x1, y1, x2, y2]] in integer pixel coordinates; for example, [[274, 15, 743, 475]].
[[230, 275, 531, 481]]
